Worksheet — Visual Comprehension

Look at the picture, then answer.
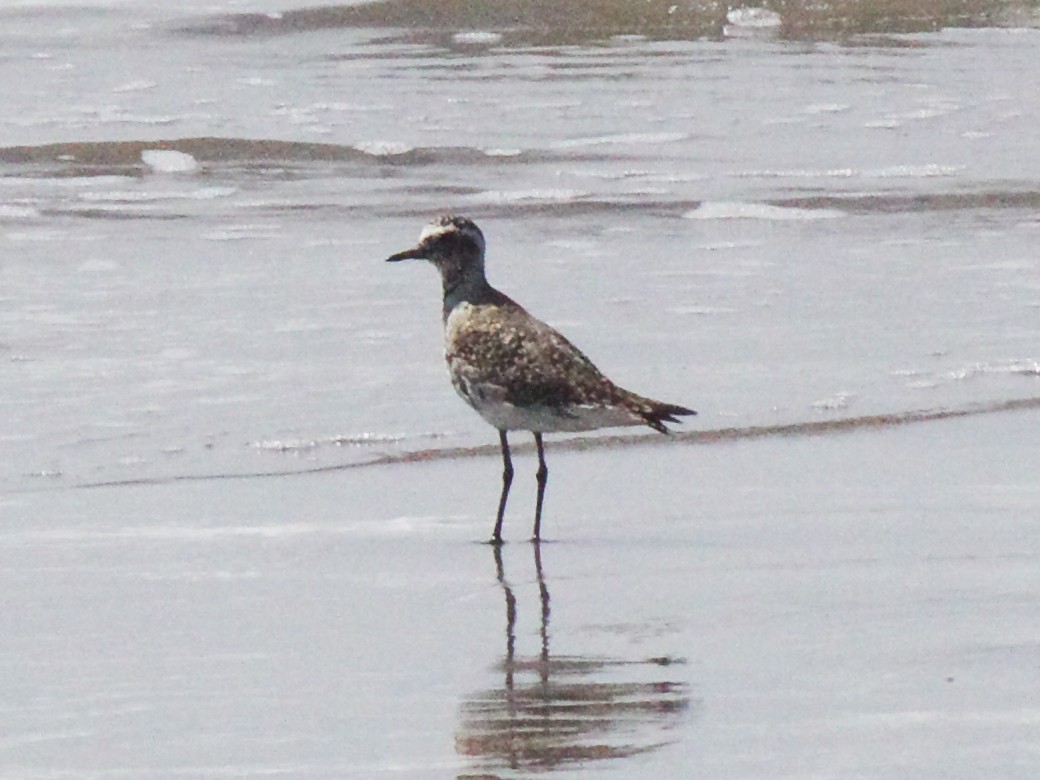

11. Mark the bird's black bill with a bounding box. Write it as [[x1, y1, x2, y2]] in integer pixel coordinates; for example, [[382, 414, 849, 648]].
[[386, 246, 426, 262]]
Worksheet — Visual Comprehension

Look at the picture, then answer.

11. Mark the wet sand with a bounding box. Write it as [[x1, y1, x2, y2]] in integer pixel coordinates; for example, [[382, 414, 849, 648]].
[[3, 406, 1037, 778]]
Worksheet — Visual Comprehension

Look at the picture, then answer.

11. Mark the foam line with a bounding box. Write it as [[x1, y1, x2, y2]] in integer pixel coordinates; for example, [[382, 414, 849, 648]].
[[70, 396, 1040, 490]]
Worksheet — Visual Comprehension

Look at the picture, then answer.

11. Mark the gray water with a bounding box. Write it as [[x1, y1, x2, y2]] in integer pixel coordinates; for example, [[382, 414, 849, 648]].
[[4, 1, 1040, 489], [2, 2, 1040, 778]]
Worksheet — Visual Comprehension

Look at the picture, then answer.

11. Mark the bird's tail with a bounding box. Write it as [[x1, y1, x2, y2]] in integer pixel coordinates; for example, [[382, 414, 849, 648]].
[[626, 394, 697, 434]]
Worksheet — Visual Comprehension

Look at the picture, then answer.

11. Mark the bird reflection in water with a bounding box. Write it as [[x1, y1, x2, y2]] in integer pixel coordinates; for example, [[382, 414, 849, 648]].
[[456, 544, 691, 776]]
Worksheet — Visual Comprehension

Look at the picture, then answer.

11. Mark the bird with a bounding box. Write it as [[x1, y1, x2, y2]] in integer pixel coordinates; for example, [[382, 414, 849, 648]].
[[386, 215, 695, 543]]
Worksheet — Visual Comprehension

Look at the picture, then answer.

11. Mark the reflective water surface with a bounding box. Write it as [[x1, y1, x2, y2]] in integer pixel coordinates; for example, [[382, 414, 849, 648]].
[[456, 546, 690, 774]]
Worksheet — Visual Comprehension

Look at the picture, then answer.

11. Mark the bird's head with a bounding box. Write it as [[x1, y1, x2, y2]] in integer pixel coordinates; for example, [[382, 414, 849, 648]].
[[386, 216, 486, 275]]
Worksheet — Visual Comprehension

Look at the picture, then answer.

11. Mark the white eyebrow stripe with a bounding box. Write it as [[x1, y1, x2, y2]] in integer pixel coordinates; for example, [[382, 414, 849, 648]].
[[419, 222, 455, 242], [418, 217, 485, 252]]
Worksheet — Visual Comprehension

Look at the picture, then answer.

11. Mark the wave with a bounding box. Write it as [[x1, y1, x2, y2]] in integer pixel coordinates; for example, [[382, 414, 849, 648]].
[[0, 138, 375, 172], [684, 201, 846, 221], [773, 191, 1040, 214], [0, 137, 571, 176], [174, 0, 1038, 45], [4, 140, 1039, 222]]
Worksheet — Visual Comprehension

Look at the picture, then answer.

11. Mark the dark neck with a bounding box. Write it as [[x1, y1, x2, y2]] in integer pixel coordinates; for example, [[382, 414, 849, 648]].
[[442, 274, 488, 318], [442, 265, 511, 320]]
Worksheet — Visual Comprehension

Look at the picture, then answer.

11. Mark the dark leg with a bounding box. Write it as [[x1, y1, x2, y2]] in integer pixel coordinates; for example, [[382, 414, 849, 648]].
[[532, 433, 548, 542], [492, 430, 513, 544]]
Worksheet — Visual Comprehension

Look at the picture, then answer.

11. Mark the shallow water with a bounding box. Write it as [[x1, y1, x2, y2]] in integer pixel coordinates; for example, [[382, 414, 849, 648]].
[[2, 2, 1040, 777], [3, 4, 1040, 489]]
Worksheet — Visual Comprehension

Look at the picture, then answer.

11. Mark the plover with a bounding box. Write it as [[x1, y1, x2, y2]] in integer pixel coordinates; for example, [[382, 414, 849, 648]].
[[387, 216, 695, 543]]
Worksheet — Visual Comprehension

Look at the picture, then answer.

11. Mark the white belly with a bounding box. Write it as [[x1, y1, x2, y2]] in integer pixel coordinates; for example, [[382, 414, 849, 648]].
[[454, 378, 641, 433]]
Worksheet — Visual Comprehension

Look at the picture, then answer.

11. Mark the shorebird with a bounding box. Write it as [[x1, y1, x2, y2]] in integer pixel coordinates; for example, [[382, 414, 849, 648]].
[[386, 216, 695, 543]]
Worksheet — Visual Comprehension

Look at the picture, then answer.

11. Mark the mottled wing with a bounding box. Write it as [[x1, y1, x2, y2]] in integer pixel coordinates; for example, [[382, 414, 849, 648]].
[[446, 301, 624, 411]]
